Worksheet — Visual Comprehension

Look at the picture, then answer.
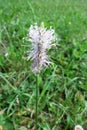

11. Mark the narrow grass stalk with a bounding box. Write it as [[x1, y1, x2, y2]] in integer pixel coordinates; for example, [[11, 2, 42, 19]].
[[36, 73, 39, 129]]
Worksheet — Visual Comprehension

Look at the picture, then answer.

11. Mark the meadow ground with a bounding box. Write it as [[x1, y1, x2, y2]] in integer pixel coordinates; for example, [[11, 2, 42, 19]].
[[0, 0, 87, 129]]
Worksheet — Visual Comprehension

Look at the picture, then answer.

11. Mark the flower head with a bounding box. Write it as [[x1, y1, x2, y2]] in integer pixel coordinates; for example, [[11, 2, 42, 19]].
[[75, 125, 84, 130], [28, 22, 56, 73]]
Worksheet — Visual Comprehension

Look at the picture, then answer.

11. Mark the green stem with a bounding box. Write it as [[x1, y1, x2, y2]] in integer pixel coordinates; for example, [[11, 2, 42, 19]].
[[36, 73, 39, 130]]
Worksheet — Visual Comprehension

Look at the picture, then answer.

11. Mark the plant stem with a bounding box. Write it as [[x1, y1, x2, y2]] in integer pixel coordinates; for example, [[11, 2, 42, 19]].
[[36, 73, 39, 130]]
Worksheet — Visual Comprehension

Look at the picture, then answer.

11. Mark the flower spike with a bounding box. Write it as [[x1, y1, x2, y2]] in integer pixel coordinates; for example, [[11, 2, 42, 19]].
[[28, 22, 56, 73]]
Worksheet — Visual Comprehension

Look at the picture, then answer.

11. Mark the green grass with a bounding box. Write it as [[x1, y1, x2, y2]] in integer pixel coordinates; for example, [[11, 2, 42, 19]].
[[0, 0, 87, 129]]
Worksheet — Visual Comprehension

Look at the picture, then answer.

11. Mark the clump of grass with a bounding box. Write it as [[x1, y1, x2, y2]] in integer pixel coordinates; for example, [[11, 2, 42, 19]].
[[0, 0, 87, 130]]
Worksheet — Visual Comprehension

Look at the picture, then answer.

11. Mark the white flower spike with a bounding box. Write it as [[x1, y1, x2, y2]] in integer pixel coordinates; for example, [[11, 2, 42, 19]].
[[75, 125, 84, 130], [28, 22, 56, 73]]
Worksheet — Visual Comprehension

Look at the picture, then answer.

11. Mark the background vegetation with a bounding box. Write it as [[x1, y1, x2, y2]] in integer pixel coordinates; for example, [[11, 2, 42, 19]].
[[0, 0, 87, 129]]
